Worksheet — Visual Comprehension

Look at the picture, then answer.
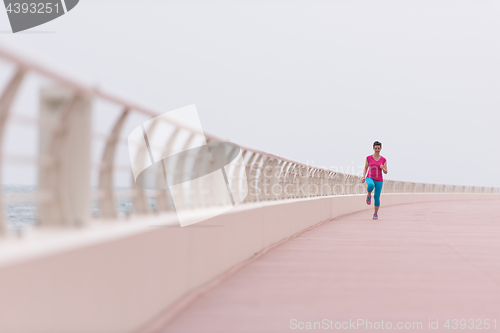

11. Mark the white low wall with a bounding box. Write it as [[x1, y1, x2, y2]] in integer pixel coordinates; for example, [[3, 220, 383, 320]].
[[0, 193, 498, 333]]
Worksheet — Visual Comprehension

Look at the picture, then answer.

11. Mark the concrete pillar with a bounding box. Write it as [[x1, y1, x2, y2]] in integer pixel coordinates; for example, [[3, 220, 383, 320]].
[[38, 86, 91, 227]]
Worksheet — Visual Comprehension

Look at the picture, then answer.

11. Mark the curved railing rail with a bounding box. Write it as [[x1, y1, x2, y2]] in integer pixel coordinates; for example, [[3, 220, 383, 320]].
[[0, 43, 498, 235]]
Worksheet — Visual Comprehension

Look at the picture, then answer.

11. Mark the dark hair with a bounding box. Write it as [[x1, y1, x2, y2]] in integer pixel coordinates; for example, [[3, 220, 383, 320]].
[[373, 141, 382, 148]]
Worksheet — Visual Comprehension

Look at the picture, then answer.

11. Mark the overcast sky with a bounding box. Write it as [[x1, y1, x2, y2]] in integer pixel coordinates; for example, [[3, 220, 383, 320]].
[[0, 0, 499, 188]]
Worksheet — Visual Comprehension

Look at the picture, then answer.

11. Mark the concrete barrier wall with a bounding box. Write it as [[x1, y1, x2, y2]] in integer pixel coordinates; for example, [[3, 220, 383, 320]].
[[0, 193, 498, 333]]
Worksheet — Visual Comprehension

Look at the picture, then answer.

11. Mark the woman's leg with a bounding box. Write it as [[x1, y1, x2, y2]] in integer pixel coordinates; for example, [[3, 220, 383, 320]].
[[373, 180, 383, 214], [366, 177, 375, 197]]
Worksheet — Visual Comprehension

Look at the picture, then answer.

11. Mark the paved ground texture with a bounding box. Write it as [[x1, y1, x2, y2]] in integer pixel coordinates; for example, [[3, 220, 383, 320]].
[[161, 200, 500, 333]]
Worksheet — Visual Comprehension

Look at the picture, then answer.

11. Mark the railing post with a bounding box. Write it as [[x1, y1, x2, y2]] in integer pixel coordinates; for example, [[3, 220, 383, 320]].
[[339, 173, 346, 195], [326, 172, 332, 195], [243, 152, 257, 203], [309, 169, 317, 196], [279, 162, 290, 199], [299, 165, 310, 197], [248, 154, 262, 202], [355, 176, 364, 194], [321, 171, 328, 196], [291, 165, 298, 198], [98, 108, 129, 219], [269, 159, 282, 200], [0, 68, 25, 235], [258, 156, 272, 201], [155, 128, 179, 211], [228, 148, 248, 204], [38, 86, 91, 227]]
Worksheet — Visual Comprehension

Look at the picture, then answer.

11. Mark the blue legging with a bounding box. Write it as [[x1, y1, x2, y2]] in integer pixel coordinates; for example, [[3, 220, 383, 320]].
[[366, 177, 383, 207]]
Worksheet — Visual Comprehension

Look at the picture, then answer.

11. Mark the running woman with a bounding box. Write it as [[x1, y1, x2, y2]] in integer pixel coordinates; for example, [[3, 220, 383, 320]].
[[361, 141, 387, 220]]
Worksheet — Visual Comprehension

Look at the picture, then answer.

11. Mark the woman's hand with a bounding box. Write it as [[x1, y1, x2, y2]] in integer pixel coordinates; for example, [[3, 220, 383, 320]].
[[381, 162, 388, 174], [361, 177, 365, 183]]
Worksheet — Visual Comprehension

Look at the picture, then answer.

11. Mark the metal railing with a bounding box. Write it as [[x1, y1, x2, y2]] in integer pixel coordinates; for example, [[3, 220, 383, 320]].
[[0, 43, 498, 235]]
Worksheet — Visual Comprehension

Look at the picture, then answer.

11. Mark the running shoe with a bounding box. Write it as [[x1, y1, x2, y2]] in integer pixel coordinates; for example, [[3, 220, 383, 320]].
[[373, 214, 378, 220], [366, 194, 371, 205]]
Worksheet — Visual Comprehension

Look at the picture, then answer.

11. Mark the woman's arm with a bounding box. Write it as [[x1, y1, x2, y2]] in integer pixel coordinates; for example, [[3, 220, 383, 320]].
[[361, 158, 369, 182], [381, 161, 388, 174]]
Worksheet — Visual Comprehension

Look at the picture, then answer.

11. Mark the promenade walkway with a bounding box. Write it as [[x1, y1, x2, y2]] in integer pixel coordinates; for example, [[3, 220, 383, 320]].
[[158, 199, 500, 333]]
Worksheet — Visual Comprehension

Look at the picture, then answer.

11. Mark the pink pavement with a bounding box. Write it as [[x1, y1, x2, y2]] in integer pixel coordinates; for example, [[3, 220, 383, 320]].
[[160, 199, 500, 333]]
